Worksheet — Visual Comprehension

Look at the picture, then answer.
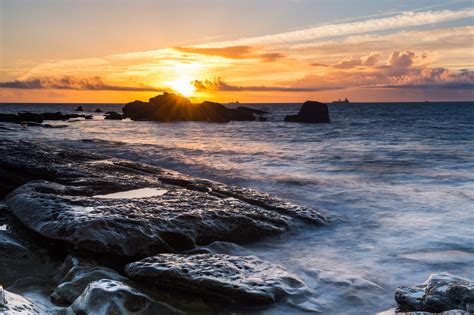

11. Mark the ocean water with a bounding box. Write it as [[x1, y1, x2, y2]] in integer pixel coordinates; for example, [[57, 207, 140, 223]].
[[1, 102, 473, 314]]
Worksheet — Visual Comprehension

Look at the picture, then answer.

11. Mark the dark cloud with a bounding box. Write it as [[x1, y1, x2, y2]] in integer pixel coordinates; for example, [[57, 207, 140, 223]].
[[192, 78, 342, 92], [0, 76, 167, 92], [174, 46, 284, 62]]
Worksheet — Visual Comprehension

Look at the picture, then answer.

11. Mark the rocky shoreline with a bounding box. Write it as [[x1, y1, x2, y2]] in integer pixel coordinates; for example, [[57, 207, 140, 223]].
[[0, 140, 472, 314]]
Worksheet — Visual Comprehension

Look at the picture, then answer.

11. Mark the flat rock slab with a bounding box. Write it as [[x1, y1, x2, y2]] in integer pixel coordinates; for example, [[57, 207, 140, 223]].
[[3, 140, 325, 257], [395, 273, 474, 313], [125, 253, 310, 305], [6, 180, 291, 256], [68, 279, 182, 315]]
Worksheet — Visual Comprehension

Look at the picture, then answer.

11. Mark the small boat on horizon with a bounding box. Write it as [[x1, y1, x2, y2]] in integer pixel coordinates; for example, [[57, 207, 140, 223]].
[[332, 98, 350, 103], [227, 100, 240, 104]]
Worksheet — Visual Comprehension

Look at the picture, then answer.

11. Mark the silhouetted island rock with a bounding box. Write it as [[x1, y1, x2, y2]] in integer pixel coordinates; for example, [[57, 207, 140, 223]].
[[94, 108, 102, 113], [104, 111, 123, 120], [75, 106, 84, 111], [123, 92, 256, 123], [395, 273, 473, 313], [0, 112, 92, 124], [236, 106, 269, 115], [284, 101, 330, 123]]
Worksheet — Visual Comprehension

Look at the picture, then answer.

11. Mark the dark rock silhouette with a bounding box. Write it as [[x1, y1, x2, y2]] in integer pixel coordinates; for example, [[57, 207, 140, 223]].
[[125, 253, 310, 305], [284, 101, 330, 123], [95, 108, 102, 113], [395, 273, 473, 313], [104, 111, 123, 120], [75, 106, 84, 111], [0, 112, 92, 124], [123, 92, 256, 123]]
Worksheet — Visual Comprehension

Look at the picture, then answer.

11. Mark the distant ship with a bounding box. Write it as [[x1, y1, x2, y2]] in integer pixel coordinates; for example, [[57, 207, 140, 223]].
[[227, 100, 240, 104], [332, 98, 350, 103]]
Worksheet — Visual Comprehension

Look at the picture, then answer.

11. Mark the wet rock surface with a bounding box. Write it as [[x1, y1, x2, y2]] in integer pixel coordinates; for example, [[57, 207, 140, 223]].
[[51, 256, 128, 304], [104, 111, 124, 120], [68, 279, 183, 315], [395, 273, 474, 313], [6, 180, 293, 256], [0, 287, 39, 314], [125, 253, 310, 305], [123, 92, 256, 122], [2, 140, 325, 257], [284, 101, 330, 123]]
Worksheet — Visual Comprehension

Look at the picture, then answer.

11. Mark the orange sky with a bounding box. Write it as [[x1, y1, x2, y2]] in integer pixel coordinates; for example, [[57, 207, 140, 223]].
[[0, 1, 473, 103]]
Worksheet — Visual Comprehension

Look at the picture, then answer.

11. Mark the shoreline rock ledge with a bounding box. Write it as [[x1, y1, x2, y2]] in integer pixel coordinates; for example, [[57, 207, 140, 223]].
[[284, 101, 330, 123], [395, 273, 474, 313]]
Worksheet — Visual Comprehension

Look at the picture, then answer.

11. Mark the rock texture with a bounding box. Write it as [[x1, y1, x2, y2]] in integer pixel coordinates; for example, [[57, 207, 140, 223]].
[[284, 101, 330, 123], [125, 253, 309, 305], [68, 279, 182, 315], [122, 92, 256, 123], [104, 111, 124, 120], [51, 256, 128, 304], [0, 288, 39, 314], [1, 140, 325, 257], [395, 273, 474, 313]]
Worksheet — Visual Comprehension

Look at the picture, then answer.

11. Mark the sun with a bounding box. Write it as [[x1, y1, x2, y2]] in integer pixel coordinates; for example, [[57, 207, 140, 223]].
[[167, 76, 196, 97]]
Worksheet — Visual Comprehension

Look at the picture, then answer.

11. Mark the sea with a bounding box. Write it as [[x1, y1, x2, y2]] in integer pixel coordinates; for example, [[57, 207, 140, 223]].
[[1, 102, 473, 314]]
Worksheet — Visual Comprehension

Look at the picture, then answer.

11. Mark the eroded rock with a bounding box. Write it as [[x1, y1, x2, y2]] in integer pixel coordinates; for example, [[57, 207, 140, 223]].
[[0, 288, 39, 314], [51, 256, 128, 305], [6, 180, 292, 257], [125, 253, 310, 305], [68, 279, 182, 315], [395, 273, 474, 313]]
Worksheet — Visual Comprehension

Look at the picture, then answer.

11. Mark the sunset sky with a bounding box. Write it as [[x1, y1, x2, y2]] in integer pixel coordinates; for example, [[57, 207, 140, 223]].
[[0, 0, 473, 103]]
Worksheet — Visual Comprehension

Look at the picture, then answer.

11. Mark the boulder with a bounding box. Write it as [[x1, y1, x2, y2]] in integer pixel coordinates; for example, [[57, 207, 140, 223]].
[[122, 92, 256, 123], [104, 111, 123, 120], [0, 113, 43, 124], [125, 253, 310, 305], [284, 101, 330, 123], [75, 106, 83, 111], [95, 108, 102, 113], [5, 180, 293, 257], [0, 287, 40, 314], [395, 273, 474, 313], [68, 279, 182, 315], [51, 256, 128, 305]]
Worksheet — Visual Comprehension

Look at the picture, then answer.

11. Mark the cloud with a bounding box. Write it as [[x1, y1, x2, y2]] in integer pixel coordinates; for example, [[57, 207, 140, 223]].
[[200, 9, 474, 47], [333, 53, 380, 69], [0, 76, 167, 92], [192, 78, 342, 92], [282, 51, 474, 90], [388, 51, 416, 68], [174, 46, 284, 62]]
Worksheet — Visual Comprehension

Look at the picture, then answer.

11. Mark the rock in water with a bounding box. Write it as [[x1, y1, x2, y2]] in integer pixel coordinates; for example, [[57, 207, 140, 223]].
[[125, 253, 310, 305], [68, 279, 182, 315], [395, 273, 474, 313], [104, 111, 123, 120], [284, 101, 330, 123], [0, 289, 39, 314], [51, 256, 128, 305], [75, 106, 83, 111], [122, 92, 256, 123], [6, 180, 291, 256], [2, 140, 325, 257]]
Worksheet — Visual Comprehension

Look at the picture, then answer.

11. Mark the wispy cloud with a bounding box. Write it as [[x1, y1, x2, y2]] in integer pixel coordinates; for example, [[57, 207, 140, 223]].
[[174, 46, 284, 62], [192, 78, 342, 92], [200, 9, 474, 47], [0, 76, 167, 92]]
